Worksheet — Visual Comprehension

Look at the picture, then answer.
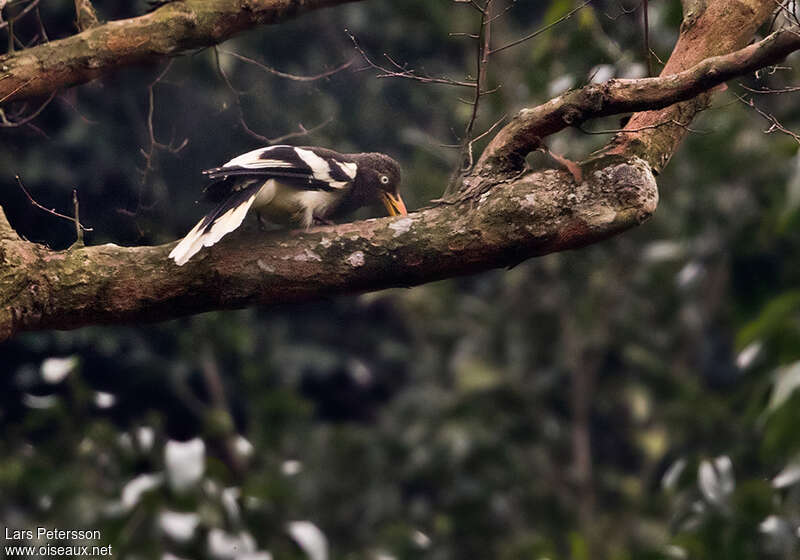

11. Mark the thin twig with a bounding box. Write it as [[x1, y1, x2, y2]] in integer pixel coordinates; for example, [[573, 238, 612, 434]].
[[462, 0, 493, 166], [0, 90, 55, 126], [212, 47, 333, 145], [139, 60, 188, 186], [739, 82, 800, 94], [219, 49, 353, 82], [0, 78, 33, 104], [0, 0, 38, 31], [347, 29, 477, 88], [489, 0, 593, 55], [58, 92, 99, 124], [264, 117, 334, 144], [579, 118, 710, 135], [604, 0, 639, 21], [72, 189, 84, 245], [486, 0, 517, 23], [16, 175, 93, 232], [642, 0, 652, 76], [737, 93, 800, 143]]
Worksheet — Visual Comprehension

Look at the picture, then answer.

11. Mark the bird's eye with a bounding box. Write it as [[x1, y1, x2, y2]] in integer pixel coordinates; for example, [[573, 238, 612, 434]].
[[380, 175, 390, 185]]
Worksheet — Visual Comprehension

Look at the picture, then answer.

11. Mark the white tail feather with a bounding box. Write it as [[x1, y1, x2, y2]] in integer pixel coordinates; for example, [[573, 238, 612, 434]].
[[169, 194, 257, 266]]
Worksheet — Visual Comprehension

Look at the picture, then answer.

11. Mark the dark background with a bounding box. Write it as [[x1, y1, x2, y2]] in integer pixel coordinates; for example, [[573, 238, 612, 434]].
[[2, 1, 800, 558]]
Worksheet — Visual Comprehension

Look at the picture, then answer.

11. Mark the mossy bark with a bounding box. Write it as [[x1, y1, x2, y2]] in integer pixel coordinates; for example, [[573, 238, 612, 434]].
[[0, 0, 793, 340], [0, 157, 657, 338], [0, 0, 358, 103]]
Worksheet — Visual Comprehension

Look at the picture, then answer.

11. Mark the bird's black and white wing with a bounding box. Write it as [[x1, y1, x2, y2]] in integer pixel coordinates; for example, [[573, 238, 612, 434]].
[[203, 145, 358, 193], [169, 145, 359, 266]]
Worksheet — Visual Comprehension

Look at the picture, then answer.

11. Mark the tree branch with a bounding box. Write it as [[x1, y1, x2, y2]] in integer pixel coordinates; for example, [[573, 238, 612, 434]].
[[0, 0, 794, 341], [73, 0, 100, 31], [0, 0, 360, 104], [0, 156, 657, 340], [476, 26, 800, 177], [605, 0, 783, 173]]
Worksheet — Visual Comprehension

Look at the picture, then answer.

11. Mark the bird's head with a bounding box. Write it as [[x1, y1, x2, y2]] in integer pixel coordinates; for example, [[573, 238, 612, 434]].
[[356, 153, 407, 216]]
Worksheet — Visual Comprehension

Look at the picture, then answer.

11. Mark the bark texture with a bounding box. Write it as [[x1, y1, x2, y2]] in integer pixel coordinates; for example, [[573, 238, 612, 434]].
[[606, 0, 781, 172], [0, 158, 656, 338], [0, 0, 795, 339], [0, 0, 357, 103], [477, 28, 800, 176]]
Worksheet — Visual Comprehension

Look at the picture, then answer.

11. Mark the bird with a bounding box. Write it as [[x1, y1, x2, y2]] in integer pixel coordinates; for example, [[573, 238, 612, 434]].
[[168, 145, 407, 266]]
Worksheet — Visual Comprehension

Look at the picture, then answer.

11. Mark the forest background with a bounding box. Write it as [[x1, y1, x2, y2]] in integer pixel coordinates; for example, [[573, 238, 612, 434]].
[[2, 1, 800, 559]]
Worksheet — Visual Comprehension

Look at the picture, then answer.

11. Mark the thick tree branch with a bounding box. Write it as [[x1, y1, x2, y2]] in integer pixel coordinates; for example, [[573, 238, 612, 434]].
[[606, 0, 782, 173], [476, 27, 800, 176], [0, 156, 656, 340], [0, 0, 793, 340], [0, 0, 359, 104]]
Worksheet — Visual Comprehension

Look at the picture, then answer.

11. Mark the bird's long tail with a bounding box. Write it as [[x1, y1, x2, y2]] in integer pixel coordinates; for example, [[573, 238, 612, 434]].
[[169, 184, 260, 266]]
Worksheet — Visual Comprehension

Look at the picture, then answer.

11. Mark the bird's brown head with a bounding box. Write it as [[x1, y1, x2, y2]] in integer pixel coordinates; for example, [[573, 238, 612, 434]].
[[355, 153, 407, 216]]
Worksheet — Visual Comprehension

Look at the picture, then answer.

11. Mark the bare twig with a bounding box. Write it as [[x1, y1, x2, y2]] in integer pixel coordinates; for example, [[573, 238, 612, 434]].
[[58, 92, 99, 124], [212, 47, 333, 145], [0, 90, 55, 127], [0, 77, 33, 104], [219, 49, 353, 82], [739, 82, 800, 94], [773, 0, 800, 27], [33, 4, 47, 41], [737, 93, 800, 143], [16, 175, 93, 232], [74, 0, 99, 31], [0, 0, 39, 31], [462, 0, 493, 152], [479, 27, 800, 173], [264, 117, 334, 144], [580, 118, 710, 136], [72, 189, 84, 246], [642, 0, 652, 76], [139, 60, 188, 186], [445, 0, 500, 195], [347, 29, 477, 88], [489, 0, 594, 55], [604, 0, 639, 21]]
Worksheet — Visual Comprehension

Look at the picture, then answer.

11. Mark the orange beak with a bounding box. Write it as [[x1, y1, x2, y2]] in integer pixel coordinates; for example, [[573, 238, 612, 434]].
[[381, 191, 408, 216]]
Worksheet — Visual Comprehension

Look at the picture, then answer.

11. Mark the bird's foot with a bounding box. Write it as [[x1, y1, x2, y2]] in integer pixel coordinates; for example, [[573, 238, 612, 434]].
[[312, 217, 336, 226], [256, 212, 270, 231], [540, 146, 583, 184]]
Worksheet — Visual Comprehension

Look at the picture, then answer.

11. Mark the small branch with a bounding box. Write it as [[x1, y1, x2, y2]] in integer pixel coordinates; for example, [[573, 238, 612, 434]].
[[72, 189, 84, 246], [219, 49, 353, 82], [477, 27, 800, 174], [264, 117, 334, 144], [16, 175, 93, 232], [348, 30, 477, 88], [212, 47, 332, 145], [73, 0, 100, 31], [0, 155, 657, 340], [0, 90, 54, 126], [642, 0, 652, 76], [445, 0, 497, 195], [0, 0, 362, 105], [488, 0, 593, 55], [604, 0, 779, 173], [0, 0, 39, 31], [139, 61, 186, 186], [737, 93, 800, 143], [578, 117, 708, 136], [739, 82, 800, 94]]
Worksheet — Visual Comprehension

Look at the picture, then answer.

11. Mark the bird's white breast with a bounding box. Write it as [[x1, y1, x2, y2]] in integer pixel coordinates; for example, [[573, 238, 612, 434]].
[[252, 179, 341, 227]]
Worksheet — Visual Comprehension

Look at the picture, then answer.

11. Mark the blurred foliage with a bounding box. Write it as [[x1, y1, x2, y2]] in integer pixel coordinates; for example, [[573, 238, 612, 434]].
[[2, 1, 800, 559]]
